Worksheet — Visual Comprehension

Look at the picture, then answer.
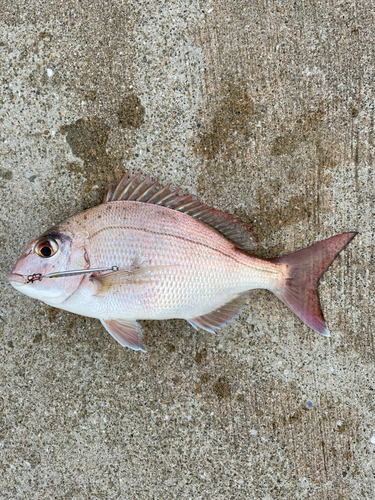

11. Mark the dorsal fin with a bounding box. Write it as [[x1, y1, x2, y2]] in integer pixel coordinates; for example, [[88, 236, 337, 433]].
[[104, 170, 257, 251]]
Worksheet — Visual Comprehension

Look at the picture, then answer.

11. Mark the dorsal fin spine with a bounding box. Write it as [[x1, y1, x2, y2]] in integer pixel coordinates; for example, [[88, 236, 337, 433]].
[[167, 195, 192, 209], [111, 170, 131, 201], [119, 171, 143, 200], [137, 180, 160, 202], [104, 185, 113, 203], [176, 200, 200, 211], [147, 184, 171, 204], [156, 188, 181, 206], [128, 175, 151, 201]]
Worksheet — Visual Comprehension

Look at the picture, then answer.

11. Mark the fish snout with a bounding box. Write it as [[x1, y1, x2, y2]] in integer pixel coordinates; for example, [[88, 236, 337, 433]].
[[8, 273, 26, 287]]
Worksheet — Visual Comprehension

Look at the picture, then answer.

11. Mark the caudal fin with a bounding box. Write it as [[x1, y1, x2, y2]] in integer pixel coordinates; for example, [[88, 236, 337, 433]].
[[270, 232, 357, 336]]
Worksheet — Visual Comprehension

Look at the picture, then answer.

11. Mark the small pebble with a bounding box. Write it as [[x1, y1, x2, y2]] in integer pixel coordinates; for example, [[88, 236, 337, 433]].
[[306, 401, 313, 409]]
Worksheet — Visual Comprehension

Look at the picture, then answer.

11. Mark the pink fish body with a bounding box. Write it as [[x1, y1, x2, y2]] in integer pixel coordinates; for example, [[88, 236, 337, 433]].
[[9, 171, 357, 351]]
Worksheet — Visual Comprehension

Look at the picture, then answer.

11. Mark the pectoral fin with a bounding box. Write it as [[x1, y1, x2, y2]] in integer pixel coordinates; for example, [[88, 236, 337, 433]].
[[100, 318, 146, 352], [92, 255, 174, 295]]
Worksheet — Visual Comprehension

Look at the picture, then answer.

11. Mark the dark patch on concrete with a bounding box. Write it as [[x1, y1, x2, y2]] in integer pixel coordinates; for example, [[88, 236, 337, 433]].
[[302, 101, 327, 133], [194, 384, 202, 395], [250, 194, 311, 244], [271, 132, 300, 156], [38, 31, 52, 40], [269, 101, 342, 178], [166, 343, 175, 353], [33, 333, 42, 343], [117, 93, 145, 129], [212, 376, 231, 399], [46, 306, 59, 323], [270, 102, 327, 156], [194, 348, 207, 364], [60, 116, 123, 206], [288, 409, 304, 424], [61, 116, 109, 163], [194, 80, 261, 161], [85, 90, 97, 102], [0, 168, 13, 180], [338, 421, 348, 433]]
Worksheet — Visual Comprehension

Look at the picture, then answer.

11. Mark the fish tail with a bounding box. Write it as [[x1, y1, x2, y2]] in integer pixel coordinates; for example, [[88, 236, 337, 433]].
[[269, 232, 357, 336]]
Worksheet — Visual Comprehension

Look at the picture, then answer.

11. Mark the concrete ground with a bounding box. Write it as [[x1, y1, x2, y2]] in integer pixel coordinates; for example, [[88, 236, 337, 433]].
[[0, 0, 374, 498]]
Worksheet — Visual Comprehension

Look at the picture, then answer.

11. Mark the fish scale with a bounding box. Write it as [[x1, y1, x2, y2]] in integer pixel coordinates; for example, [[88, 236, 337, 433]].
[[9, 171, 357, 351]]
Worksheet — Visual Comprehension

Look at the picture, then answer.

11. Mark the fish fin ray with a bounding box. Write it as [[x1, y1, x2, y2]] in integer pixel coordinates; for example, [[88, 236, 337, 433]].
[[271, 232, 357, 336], [109, 170, 131, 201], [107, 171, 257, 251], [92, 256, 174, 294], [100, 318, 146, 352], [103, 184, 113, 203], [187, 292, 251, 333]]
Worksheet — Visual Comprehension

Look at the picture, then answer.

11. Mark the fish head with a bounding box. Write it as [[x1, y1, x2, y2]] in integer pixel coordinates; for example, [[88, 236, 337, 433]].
[[9, 225, 88, 305]]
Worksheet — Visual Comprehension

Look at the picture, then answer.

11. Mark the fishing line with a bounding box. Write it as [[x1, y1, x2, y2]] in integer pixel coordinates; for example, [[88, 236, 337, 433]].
[[25, 266, 119, 284]]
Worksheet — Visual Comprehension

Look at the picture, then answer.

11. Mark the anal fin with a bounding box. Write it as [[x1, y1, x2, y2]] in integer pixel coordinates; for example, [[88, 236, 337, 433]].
[[187, 292, 250, 333], [100, 318, 146, 352]]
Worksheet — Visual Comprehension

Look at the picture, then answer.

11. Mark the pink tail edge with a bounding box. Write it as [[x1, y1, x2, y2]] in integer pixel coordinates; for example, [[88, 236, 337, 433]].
[[270, 232, 357, 336]]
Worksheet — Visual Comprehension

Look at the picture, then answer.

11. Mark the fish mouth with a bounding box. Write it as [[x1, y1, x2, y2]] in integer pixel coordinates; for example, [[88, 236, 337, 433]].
[[8, 273, 26, 286]]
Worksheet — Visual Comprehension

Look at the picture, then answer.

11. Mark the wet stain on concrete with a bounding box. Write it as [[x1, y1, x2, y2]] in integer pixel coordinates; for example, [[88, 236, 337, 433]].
[[271, 132, 301, 156], [61, 116, 109, 163], [0, 168, 13, 181], [194, 348, 207, 364], [117, 93, 145, 129], [60, 95, 146, 207], [166, 343, 176, 353], [252, 194, 311, 241], [194, 80, 261, 161], [60, 116, 123, 206], [212, 376, 231, 399], [46, 306, 59, 323], [270, 101, 340, 174], [33, 333, 42, 344]]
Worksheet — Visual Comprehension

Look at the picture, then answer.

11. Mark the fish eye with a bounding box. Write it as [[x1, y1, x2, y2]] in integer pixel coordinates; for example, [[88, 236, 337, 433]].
[[34, 238, 59, 258]]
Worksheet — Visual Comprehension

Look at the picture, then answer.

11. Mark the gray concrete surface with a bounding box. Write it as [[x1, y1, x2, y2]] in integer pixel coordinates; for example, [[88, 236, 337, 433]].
[[0, 0, 374, 498]]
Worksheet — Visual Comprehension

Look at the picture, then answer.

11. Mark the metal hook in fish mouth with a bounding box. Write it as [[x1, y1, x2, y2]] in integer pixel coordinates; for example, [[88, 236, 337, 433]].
[[25, 266, 119, 284]]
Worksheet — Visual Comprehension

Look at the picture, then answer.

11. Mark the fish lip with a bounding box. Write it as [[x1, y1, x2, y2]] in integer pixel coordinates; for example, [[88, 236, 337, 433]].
[[8, 273, 26, 286]]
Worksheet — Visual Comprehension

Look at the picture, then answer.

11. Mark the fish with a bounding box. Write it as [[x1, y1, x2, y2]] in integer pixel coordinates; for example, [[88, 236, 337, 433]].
[[9, 170, 357, 352]]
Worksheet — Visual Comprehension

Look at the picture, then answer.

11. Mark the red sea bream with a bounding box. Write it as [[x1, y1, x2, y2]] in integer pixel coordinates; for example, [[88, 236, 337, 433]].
[[9, 171, 357, 352]]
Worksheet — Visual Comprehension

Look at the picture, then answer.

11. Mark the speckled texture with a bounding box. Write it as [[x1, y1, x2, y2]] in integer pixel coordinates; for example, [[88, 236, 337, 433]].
[[0, 0, 374, 499]]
